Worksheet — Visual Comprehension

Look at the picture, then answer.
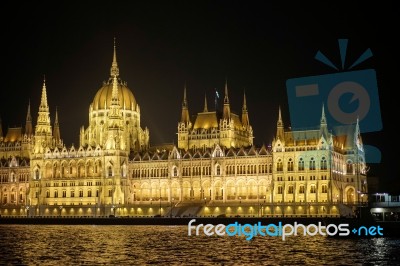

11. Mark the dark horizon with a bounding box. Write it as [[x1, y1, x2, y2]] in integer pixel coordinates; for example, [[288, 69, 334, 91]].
[[0, 2, 397, 191]]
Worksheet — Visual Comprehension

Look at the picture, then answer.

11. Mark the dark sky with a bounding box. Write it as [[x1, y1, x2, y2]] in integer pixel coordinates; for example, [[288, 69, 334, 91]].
[[1, 2, 397, 190]]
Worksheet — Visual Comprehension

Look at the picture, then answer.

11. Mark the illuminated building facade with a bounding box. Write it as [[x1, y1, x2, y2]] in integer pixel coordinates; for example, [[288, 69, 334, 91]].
[[0, 44, 367, 217]]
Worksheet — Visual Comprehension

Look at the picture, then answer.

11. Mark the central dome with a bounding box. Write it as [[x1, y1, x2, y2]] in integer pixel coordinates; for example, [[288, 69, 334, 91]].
[[92, 81, 136, 111]]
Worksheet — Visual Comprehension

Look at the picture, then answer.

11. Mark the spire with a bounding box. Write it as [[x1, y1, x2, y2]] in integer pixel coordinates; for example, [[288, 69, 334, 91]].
[[25, 100, 33, 136], [182, 84, 188, 108], [241, 91, 249, 126], [320, 104, 328, 139], [180, 85, 190, 123], [223, 79, 231, 119], [224, 79, 229, 104], [203, 93, 208, 112], [35, 76, 53, 149], [0, 116, 3, 139], [278, 106, 282, 125], [53, 107, 61, 145], [110, 37, 120, 78], [320, 104, 327, 125], [276, 106, 284, 140], [39, 76, 49, 112]]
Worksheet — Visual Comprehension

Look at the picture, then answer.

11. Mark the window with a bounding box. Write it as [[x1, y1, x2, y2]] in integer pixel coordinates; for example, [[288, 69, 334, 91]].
[[277, 176, 283, 181], [278, 186, 283, 194], [96, 190, 99, 197], [46, 191, 50, 198], [310, 186, 316, 193], [288, 186, 294, 194], [298, 158, 304, 171], [299, 176, 305, 181], [322, 185, 328, 193], [108, 189, 112, 197], [347, 162, 353, 174], [299, 186, 305, 194], [108, 166, 112, 177], [310, 158, 316, 170], [216, 165, 221, 175], [71, 190, 75, 197], [277, 160, 283, 172], [88, 190, 92, 197], [35, 169, 40, 179], [287, 159, 294, 171], [79, 190, 83, 197], [54, 190, 58, 198], [321, 157, 327, 170], [62, 191, 66, 198]]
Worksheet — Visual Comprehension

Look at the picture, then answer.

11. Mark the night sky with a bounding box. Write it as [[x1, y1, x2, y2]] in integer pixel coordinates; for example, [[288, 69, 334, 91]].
[[1, 2, 397, 190]]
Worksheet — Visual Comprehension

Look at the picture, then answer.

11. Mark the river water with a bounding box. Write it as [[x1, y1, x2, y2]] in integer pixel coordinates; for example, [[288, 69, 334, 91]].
[[0, 225, 399, 265]]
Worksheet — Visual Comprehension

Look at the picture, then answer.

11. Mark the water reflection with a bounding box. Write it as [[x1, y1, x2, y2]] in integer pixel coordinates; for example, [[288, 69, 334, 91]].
[[0, 225, 399, 265]]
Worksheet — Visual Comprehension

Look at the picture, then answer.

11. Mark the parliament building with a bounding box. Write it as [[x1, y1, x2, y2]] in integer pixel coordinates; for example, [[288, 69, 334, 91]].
[[0, 44, 368, 217]]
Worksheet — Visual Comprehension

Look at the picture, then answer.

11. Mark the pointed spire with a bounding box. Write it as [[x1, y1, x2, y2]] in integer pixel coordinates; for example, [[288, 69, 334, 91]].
[[180, 85, 190, 123], [224, 78, 229, 104], [0, 116, 3, 139], [182, 83, 188, 108], [241, 91, 249, 127], [320, 104, 327, 125], [242, 91, 247, 111], [320, 104, 328, 139], [40, 76, 49, 112], [276, 106, 284, 140], [110, 37, 120, 77], [223, 79, 231, 119], [35, 76, 53, 149], [54, 107, 59, 126], [25, 100, 33, 136], [203, 93, 208, 112], [53, 107, 61, 145]]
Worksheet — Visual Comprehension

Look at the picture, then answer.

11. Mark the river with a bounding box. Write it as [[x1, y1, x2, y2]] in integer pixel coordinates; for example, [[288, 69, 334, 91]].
[[0, 225, 399, 265]]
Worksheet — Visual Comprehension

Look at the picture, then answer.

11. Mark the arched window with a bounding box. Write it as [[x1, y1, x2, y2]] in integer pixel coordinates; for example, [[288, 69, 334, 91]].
[[321, 157, 327, 170], [298, 158, 304, 171], [277, 159, 283, 172], [172, 166, 178, 177], [35, 169, 40, 179], [108, 166, 113, 177], [287, 159, 293, 171], [310, 158, 316, 170], [216, 165, 221, 175], [346, 161, 353, 174]]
